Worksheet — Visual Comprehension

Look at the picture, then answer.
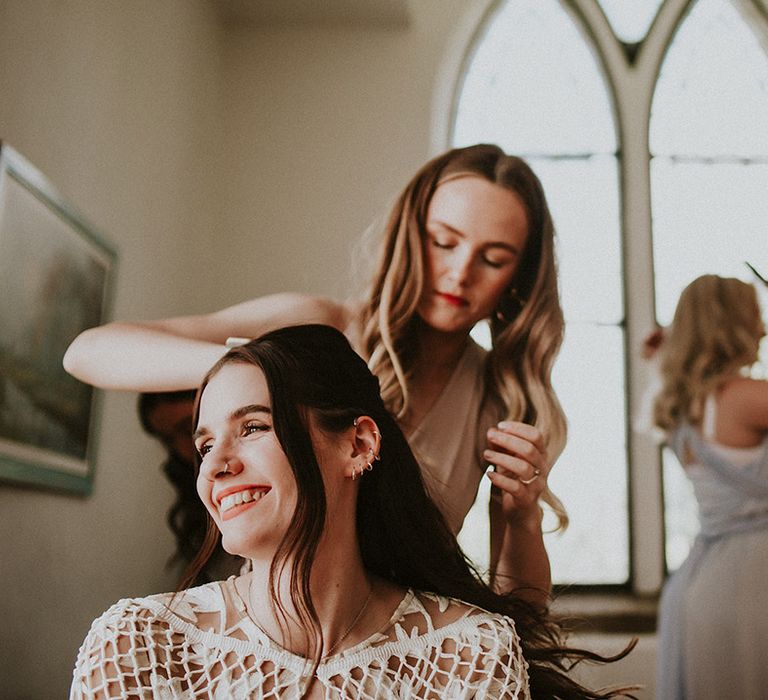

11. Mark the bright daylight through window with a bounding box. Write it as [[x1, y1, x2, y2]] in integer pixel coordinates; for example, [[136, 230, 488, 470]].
[[453, 0, 768, 588]]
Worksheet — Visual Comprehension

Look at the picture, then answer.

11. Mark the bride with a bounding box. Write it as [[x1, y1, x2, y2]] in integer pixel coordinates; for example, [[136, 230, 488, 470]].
[[71, 324, 632, 699]]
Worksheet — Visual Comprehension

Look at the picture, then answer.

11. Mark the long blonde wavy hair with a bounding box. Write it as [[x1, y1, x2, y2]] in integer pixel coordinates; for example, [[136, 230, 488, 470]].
[[653, 275, 763, 432], [355, 144, 568, 528]]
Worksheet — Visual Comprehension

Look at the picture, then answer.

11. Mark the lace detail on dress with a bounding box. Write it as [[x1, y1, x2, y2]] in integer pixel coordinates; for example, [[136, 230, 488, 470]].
[[70, 583, 530, 699]]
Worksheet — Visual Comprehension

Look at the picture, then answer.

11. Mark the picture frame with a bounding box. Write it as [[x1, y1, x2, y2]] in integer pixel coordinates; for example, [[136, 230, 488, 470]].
[[0, 143, 117, 494]]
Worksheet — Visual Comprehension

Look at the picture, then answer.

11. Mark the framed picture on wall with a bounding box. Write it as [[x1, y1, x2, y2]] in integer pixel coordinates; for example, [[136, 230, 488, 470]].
[[0, 143, 117, 494]]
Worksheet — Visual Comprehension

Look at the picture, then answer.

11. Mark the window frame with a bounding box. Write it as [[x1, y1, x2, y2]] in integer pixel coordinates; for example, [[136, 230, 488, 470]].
[[434, 0, 768, 599]]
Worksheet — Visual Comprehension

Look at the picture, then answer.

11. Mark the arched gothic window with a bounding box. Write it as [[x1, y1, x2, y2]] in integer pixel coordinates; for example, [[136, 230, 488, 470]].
[[449, 0, 768, 593]]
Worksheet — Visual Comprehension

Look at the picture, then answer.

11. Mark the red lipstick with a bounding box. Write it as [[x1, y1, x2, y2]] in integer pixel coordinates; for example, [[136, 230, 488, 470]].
[[437, 292, 468, 307]]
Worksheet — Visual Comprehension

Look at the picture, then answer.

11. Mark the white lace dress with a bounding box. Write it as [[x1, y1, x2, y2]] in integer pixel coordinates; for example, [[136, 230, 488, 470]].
[[70, 579, 530, 699]]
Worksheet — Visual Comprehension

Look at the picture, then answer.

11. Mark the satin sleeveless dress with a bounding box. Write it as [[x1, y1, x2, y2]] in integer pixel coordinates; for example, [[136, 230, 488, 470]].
[[657, 396, 768, 699]]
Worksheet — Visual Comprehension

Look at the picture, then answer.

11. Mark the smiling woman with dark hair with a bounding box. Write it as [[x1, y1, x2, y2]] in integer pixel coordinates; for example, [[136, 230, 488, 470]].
[[71, 325, 634, 699]]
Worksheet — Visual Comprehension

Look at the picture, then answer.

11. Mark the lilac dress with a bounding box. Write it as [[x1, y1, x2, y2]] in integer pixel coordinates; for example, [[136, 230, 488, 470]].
[[658, 396, 768, 699]]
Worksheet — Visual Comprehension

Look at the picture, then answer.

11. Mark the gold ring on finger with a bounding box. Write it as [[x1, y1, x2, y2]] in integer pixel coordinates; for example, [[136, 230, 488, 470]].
[[519, 468, 541, 485]]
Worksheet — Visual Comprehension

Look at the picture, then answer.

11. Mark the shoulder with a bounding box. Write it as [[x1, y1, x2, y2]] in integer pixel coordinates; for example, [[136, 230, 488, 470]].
[[719, 376, 768, 401], [412, 591, 523, 647], [719, 377, 768, 431], [409, 593, 529, 693], [72, 584, 226, 690], [80, 582, 224, 646], [83, 595, 160, 638], [71, 595, 162, 683], [71, 598, 161, 696]]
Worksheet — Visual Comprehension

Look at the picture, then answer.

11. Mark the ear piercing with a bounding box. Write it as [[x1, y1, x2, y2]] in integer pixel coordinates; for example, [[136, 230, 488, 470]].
[[349, 419, 381, 479], [351, 448, 380, 480]]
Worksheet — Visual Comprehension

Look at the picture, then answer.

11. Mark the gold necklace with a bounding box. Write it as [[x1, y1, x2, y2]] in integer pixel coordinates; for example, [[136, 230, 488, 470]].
[[322, 583, 374, 658], [232, 576, 375, 660]]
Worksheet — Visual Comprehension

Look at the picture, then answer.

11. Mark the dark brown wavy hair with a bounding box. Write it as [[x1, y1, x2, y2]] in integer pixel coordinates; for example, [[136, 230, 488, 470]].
[[180, 324, 635, 698]]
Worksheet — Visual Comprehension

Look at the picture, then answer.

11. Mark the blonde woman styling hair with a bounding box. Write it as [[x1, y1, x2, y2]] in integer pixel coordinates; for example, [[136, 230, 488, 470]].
[[355, 145, 567, 593], [64, 144, 567, 607], [651, 274, 768, 699]]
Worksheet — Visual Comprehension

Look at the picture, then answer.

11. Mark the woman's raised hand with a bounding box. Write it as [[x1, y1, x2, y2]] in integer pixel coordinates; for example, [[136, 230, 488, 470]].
[[484, 421, 549, 524]]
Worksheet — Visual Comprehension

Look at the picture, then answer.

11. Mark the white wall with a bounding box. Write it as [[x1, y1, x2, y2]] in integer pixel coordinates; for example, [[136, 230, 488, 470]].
[[0, 1, 658, 696], [0, 1, 224, 696], [216, 0, 472, 302]]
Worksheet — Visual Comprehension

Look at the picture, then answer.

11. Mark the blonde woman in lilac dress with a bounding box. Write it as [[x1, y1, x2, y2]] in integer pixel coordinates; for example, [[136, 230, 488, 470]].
[[652, 275, 768, 699]]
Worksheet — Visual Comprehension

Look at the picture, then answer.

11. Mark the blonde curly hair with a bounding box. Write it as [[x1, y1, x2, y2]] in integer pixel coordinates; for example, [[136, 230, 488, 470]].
[[355, 144, 568, 528], [653, 274, 763, 432]]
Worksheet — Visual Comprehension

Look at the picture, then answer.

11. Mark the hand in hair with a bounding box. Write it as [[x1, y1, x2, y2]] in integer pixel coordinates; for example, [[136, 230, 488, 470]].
[[484, 421, 552, 604], [485, 421, 549, 520]]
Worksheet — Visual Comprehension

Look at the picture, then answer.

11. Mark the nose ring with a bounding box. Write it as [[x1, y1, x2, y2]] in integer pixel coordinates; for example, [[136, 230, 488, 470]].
[[223, 461, 230, 474]]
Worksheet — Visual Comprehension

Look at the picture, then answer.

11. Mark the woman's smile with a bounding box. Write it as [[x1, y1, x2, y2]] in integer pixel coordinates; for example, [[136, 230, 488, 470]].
[[217, 485, 272, 520]]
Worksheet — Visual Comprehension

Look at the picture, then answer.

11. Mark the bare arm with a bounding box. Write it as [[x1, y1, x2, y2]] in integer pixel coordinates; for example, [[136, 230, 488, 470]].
[[488, 495, 551, 608], [63, 292, 351, 391], [485, 421, 552, 609]]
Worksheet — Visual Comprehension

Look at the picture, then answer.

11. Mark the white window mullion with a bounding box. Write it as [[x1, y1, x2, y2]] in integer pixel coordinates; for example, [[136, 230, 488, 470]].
[[619, 68, 664, 594], [618, 0, 692, 595]]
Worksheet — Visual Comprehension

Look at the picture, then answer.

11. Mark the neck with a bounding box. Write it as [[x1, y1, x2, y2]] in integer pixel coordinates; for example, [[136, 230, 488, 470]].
[[242, 523, 372, 657], [414, 322, 469, 370]]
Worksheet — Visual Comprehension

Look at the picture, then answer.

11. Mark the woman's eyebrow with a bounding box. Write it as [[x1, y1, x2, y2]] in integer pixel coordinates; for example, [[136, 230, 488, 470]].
[[231, 404, 271, 420], [193, 404, 271, 441]]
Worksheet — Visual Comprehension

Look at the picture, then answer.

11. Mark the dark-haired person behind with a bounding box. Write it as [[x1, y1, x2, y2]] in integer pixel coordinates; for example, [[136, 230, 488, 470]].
[[72, 325, 635, 699], [138, 390, 240, 582]]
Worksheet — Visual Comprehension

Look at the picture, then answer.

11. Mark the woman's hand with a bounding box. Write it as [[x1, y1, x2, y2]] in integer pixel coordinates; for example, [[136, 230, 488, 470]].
[[484, 421, 549, 528], [485, 420, 552, 601], [641, 325, 665, 360]]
